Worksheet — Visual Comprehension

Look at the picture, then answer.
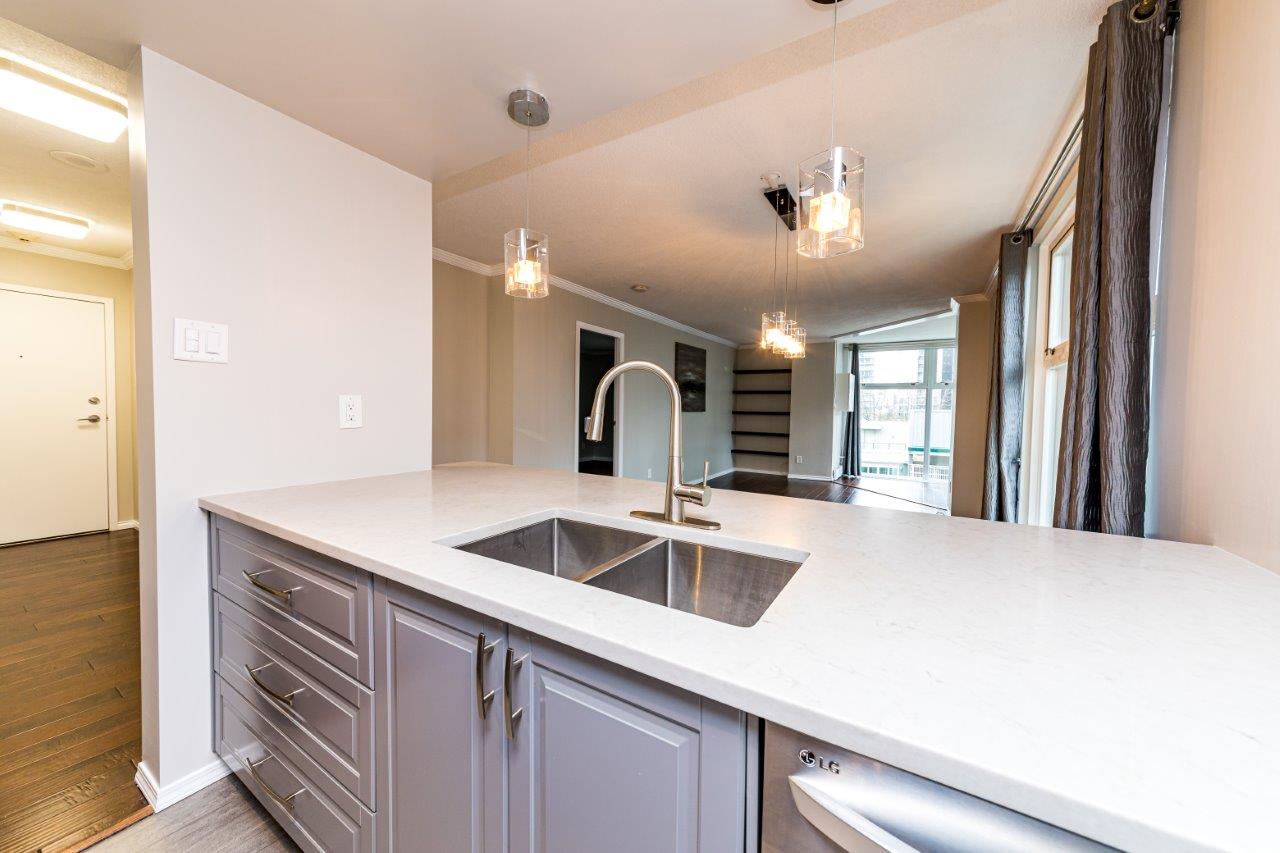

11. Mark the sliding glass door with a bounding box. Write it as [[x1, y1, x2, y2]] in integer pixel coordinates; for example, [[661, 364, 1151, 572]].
[[857, 343, 956, 482]]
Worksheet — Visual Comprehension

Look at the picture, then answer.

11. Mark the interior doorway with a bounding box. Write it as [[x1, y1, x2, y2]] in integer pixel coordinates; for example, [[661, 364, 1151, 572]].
[[576, 323, 623, 476], [0, 284, 117, 544]]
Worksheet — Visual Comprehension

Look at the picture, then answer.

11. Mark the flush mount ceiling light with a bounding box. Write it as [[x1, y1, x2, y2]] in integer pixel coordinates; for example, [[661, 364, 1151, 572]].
[[504, 89, 551, 299], [0, 200, 93, 240], [796, 0, 865, 260], [0, 53, 127, 143]]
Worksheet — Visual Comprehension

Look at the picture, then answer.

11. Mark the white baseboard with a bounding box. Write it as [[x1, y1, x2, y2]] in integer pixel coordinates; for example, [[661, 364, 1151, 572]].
[[135, 757, 230, 812], [707, 467, 736, 480], [111, 519, 140, 531], [726, 467, 835, 482]]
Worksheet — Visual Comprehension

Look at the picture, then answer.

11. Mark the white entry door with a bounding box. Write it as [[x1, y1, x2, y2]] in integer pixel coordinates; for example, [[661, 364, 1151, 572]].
[[0, 287, 111, 544]]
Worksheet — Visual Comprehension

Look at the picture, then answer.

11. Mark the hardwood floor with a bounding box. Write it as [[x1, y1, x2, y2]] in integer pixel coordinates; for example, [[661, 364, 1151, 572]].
[[0, 530, 149, 853], [92, 776, 296, 852], [710, 471, 948, 514]]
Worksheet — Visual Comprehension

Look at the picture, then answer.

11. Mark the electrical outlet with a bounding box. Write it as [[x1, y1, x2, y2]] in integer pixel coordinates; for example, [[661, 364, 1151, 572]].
[[339, 394, 363, 429], [796, 455, 804, 463], [647, 468, 653, 479]]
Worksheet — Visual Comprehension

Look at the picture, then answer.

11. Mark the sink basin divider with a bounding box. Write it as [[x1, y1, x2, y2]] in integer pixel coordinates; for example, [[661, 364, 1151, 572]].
[[571, 537, 668, 585]]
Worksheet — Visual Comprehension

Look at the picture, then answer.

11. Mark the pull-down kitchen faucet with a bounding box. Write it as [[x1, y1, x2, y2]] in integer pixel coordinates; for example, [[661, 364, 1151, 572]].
[[585, 360, 720, 530]]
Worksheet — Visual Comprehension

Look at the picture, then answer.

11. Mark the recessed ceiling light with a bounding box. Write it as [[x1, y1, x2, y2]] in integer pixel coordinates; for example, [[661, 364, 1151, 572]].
[[49, 150, 109, 173], [0, 53, 128, 143], [630, 284, 649, 293], [0, 201, 92, 240]]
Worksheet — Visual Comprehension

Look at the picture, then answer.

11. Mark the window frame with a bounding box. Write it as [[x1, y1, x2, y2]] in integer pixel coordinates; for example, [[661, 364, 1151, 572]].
[[1023, 194, 1077, 526], [857, 339, 957, 482]]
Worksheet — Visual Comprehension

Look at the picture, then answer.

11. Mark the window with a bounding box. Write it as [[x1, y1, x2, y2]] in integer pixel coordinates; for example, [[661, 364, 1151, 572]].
[[857, 342, 956, 483], [1025, 213, 1075, 525]]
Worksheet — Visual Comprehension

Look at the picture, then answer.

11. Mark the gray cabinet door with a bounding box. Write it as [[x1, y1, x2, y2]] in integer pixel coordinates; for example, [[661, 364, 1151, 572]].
[[375, 580, 505, 853], [507, 630, 751, 853]]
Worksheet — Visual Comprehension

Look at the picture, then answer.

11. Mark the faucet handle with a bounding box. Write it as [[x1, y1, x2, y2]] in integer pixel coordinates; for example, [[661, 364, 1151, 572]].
[[675, 461, 712, 508]]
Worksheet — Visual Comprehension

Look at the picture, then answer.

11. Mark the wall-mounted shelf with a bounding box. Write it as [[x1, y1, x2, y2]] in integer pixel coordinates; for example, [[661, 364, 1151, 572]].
[[731, 449, 790, 458], [732, 410, 790, 416], [733, 369, 792, 375], [733, 389, 790, 395], [732, 430, 789, 437]]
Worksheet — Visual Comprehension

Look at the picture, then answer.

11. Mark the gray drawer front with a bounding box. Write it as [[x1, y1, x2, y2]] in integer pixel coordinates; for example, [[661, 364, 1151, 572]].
[[219, 681, 374, 853], [213, 515, 373, 686], [216, 595, 375, 808]]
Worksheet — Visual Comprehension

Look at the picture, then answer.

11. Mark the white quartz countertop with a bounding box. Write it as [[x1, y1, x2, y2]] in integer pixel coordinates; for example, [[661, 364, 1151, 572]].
[[200, 464, 1280, 852]]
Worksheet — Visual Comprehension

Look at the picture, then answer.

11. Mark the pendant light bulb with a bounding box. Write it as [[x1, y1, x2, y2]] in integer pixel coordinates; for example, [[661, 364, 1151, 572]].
[[504, 89, 551, 299]]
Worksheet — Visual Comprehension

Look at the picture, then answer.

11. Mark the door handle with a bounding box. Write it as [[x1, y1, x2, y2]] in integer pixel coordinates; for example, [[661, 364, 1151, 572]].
[[77, 415, 101, 423], [474, 632, 497, 720], [788, 774, 919, 852], [503, 647, 527, 739]]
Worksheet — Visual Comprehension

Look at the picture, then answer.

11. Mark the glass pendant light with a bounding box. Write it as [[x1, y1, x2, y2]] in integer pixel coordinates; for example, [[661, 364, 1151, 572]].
[[780, 230, 807, 360], [761, 209, 789, 349], [797, 0, 865, 260], [504, 89, 550, 299]]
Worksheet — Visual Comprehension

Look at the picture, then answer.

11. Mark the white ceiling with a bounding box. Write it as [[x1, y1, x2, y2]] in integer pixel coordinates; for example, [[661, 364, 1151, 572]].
[[0, 20, 131, 261], [0, 0, 1103, 339], [0, 0, 903, 182], [436, 0, 1103, 342]]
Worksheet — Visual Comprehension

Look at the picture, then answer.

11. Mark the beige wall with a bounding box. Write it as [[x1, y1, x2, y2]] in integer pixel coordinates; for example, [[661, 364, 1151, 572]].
[[0, 248, 137, 522], [951, 297, 993, 519], [788, 342, 841, 479], [432, 261, 490, 464], [1150, 0, 1280, 572], [130, 48, 433, 795], [505, 281, 735, 483], [431, 266, 735, 481]]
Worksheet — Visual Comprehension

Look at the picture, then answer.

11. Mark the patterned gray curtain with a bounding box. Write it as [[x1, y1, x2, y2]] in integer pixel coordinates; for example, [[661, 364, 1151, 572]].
[[982, 231, 1031, 522], [1054, 0, 1169, 535]]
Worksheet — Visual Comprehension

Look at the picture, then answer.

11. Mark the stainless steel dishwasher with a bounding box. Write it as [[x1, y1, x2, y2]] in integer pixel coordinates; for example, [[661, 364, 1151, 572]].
[[761, 724, 1112, 852]]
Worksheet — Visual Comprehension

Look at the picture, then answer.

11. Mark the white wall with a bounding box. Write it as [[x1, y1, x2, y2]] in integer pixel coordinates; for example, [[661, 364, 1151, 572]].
[[1151, 0, 1280, 573], [129, 48, 433, 802]]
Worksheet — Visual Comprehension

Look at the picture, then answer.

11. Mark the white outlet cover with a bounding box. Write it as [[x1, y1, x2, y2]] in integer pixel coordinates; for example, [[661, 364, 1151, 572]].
[[339, 394, 363, 429]]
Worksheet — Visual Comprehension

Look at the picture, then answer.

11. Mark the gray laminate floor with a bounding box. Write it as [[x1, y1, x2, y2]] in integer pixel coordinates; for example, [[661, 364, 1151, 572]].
[[92, 774, 297, 852]]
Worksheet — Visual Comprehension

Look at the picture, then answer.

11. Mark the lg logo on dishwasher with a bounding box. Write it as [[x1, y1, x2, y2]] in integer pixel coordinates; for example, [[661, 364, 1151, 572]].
[[799, 749, 841, 774]]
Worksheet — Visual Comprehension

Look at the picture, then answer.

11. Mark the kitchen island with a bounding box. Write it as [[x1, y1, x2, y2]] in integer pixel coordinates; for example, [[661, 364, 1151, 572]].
[[201, 463, 1280, 852]]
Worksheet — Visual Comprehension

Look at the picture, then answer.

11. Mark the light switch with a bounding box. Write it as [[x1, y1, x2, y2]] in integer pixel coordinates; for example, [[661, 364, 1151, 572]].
[[339, 394, 363, 429], [173, 319, 229, 363]]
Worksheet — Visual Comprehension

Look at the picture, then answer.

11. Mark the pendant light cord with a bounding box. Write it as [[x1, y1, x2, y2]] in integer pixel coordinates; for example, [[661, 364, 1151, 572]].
[[524, 124, 531, 229], [771, 214, 780, 314], [830, 0, 838, 154]]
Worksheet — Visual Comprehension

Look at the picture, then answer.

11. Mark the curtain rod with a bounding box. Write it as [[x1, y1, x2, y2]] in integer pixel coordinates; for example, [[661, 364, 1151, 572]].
[[1017, 114, 1083, 233]]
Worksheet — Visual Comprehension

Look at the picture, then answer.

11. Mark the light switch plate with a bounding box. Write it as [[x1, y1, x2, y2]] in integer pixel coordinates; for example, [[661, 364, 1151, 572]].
[[339, 394, 363, 429], [173, 318, 229, 363]]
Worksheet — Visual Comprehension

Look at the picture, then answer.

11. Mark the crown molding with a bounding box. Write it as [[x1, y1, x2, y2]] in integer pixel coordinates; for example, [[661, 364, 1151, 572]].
[[0, 234, 133, 269], [432, 247, 737, 348], [120, 248, 134, 269], [432, 247, 499, 277]]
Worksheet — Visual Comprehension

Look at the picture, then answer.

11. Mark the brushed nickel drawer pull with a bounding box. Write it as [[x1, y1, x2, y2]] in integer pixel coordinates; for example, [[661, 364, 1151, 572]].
[[243, 569, 301, 604], [504, 648, 527, 740], [474, 632, 497, 721], [246, 663, 305, 707], [248, 754, 306, 812]]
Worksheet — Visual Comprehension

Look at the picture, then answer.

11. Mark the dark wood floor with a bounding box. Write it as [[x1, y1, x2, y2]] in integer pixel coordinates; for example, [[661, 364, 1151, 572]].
[[710, 471, 949, 514], [0, 530, 149, 853]]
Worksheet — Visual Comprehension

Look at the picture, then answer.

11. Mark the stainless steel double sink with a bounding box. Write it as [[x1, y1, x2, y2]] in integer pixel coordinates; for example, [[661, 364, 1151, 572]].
[[455, 517, 802, 627]]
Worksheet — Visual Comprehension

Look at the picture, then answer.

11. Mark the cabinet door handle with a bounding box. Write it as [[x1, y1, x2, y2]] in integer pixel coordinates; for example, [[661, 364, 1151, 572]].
[[246, 663, 305, 708], [248, 754, 306, 812], [474, 632, 497, 720], [243, 569, 301, 604], [503, 648, 527, 740]]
